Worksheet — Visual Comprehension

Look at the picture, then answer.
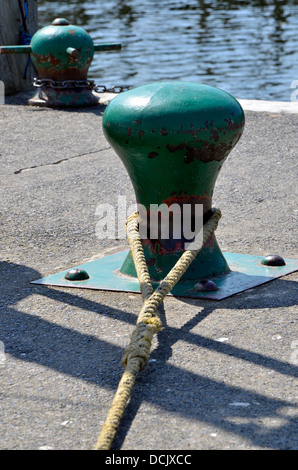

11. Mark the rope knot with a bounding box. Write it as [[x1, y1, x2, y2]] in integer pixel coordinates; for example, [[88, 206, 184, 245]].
[[122, 318, 162, 369]]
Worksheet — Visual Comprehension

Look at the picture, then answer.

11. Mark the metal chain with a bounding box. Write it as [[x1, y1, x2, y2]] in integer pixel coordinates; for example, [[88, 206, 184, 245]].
[[94, 84, 131, 93], [33, 77, 131, 93], [33, 78, 96, 89]]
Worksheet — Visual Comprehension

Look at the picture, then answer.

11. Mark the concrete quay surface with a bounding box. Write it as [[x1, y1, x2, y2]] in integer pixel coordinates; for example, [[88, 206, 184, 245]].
[[0, 89, 297, 451]]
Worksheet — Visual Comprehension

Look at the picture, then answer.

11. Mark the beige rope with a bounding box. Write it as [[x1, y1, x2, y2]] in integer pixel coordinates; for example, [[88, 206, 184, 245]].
[[94, 208, 222, 450]]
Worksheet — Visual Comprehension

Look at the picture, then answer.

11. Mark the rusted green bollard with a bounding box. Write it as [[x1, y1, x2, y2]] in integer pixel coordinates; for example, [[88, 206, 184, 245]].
[[103, 81, 245, 283], [31, 81, 298, 298], [0, 18, 121, 107]]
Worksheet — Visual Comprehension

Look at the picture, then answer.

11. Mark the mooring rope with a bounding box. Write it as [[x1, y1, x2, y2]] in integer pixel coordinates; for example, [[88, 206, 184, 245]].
[[94, 208, 222, 450]]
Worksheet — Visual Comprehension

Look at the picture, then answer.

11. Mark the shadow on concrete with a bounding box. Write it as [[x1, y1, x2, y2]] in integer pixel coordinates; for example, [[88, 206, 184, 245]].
[[114, 285, 298, 450], [1, 260, 297, 449]]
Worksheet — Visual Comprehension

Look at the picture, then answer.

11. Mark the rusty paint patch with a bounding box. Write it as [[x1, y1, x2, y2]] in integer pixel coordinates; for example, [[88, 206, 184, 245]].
[[185, 141, 233, 163], [33, 52, 62, 68], [182, 118, 244, 142], [166, 143, 186, 153], [224, 117, 243, 131], [210, 129, 220, 141], [162, 193, 211, 215], [166, 139, 236, 163], [148, 151, 158, 158], [49, 53, 61, 67]]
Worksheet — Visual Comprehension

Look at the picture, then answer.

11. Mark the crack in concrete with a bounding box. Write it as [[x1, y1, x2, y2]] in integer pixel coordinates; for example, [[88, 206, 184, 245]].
[[14, 146, 111, 174]]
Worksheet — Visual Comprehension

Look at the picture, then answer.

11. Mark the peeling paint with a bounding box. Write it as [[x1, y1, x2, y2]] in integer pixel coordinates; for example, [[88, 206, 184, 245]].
[[148, 151, 158, 158], [166, 139, 237, 163]]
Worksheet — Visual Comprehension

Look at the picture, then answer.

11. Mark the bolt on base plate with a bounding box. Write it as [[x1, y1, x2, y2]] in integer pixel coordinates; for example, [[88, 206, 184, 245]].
[[31, 250, 298, 300]]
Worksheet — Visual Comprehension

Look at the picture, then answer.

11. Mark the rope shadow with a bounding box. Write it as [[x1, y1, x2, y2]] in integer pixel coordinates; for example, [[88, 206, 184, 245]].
[[1, 260, 297, 449], [111, 297, 298, 450]]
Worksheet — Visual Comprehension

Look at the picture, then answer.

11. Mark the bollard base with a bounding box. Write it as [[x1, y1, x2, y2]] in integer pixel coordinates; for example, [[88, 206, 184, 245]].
[[31, 250, 298, 300], [28, 86, 99, 108]]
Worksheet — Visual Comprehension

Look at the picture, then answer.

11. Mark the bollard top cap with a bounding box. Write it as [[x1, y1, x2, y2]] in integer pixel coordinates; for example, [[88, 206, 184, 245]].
[[52, 18, 70, 26]]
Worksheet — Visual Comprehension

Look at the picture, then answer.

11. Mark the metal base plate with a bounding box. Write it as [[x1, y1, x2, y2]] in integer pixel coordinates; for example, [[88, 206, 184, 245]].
[[31, 250, 298, 300]]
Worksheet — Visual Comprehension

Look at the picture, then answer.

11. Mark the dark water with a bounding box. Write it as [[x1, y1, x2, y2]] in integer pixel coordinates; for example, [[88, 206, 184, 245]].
[[38, 0, 298, 101]]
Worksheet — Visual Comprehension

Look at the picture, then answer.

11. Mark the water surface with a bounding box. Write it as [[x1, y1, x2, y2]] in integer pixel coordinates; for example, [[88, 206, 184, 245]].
[[38, 0, 298, 101]]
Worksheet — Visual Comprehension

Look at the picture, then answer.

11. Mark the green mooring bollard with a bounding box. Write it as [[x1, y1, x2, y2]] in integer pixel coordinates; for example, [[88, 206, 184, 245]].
[[0, 18, 121, 107], [31, 80, 298, 299], [103, 81, 245, 283]]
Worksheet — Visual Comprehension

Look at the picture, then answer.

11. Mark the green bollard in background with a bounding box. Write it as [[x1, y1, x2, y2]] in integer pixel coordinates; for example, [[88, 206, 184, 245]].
[[0, 18, 121, 107]]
